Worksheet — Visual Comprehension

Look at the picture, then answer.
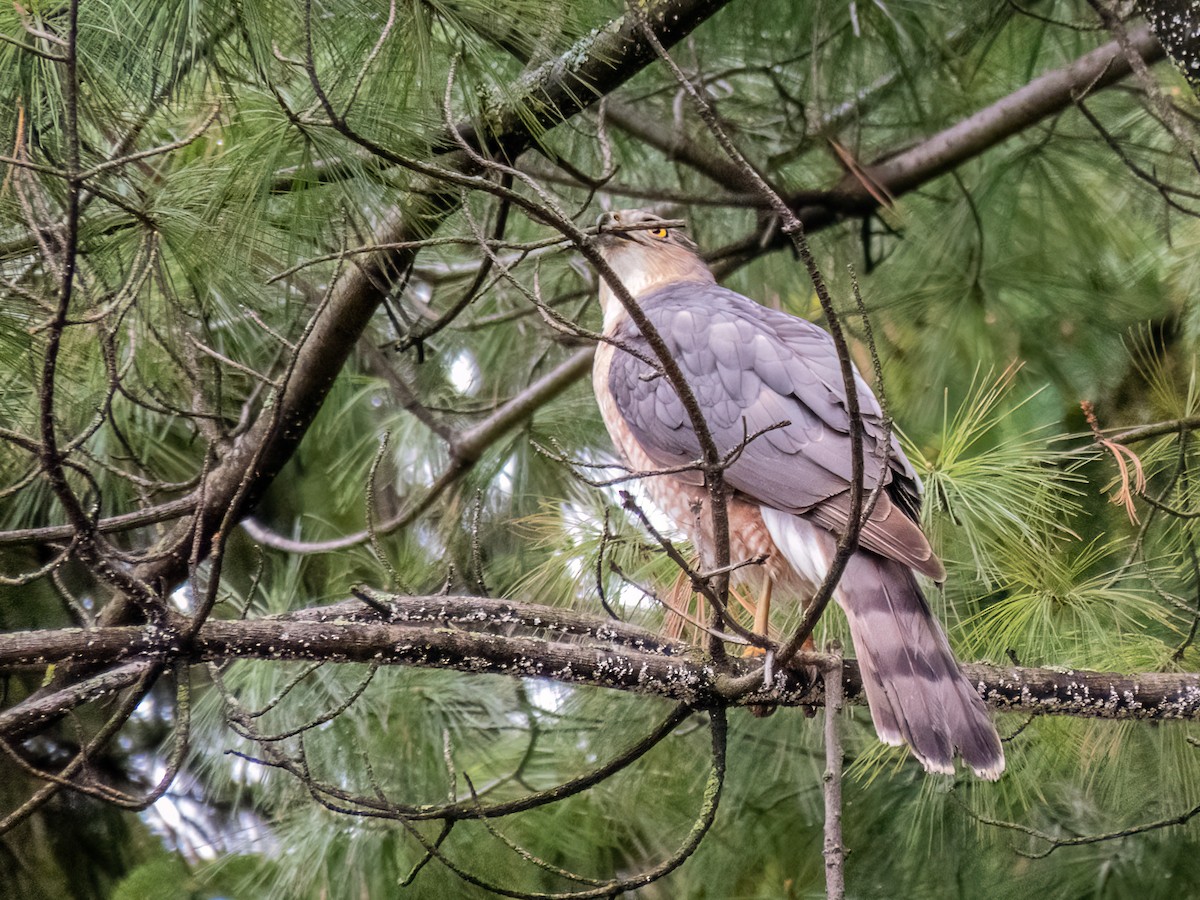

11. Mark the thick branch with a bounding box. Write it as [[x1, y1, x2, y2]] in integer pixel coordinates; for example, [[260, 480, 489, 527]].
[[857, 26, 1165, 201], [1139, 0, 1200, 94], [0, 661, 154, 739], [4, 596, 1200, 739], [713, 26, 1166, 267]]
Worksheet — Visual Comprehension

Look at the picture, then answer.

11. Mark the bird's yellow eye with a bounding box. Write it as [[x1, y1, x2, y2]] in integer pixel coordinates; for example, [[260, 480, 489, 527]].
[[649, 227, 668, 239]]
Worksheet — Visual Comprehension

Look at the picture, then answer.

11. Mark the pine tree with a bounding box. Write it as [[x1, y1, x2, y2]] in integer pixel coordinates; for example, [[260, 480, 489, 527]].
[[2, 1, 1200, 897]]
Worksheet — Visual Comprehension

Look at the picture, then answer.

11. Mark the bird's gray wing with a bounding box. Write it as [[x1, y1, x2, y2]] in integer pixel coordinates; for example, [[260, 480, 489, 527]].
[[607, 282, 941, 578]]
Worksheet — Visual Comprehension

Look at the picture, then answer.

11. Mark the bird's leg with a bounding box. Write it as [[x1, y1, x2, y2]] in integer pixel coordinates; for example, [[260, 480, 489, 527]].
[[746, 575, 780, 717], [741, 576, 773, 657], [663, 566, 709, 643], [663, 570, 691, 641], [753, 576, 773, 638]]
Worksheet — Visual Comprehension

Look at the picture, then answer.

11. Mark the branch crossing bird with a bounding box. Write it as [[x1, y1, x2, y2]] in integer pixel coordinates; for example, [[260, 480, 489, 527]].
[[590, 209, 1004, 779]]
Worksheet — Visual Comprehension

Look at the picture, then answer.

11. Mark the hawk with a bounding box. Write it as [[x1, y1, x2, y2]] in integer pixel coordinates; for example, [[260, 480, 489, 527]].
[[591, 209, 1003, 779]]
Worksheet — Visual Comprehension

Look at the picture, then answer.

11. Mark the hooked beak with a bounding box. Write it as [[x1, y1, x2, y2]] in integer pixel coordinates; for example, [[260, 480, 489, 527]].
[[595, 211, 635, 244]]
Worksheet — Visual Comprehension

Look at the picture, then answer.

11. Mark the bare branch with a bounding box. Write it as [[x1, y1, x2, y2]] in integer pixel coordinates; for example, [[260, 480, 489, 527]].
[[822, 643, 845, 900], [5, 595, 1200, 737], [241, 346, 592, 554]]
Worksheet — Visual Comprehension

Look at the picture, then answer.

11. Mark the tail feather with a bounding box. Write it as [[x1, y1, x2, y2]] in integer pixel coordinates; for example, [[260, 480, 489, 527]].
[[839, 553, 1003, 779], [760, 508, 1004, 779]]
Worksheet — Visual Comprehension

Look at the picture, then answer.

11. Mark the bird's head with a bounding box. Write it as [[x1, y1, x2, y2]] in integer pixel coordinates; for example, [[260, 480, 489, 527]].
[[592, 209, 715, 325]]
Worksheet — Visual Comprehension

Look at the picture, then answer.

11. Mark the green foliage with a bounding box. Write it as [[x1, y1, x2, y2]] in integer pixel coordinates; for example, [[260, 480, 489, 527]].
[[4, 0, 1200, 898]]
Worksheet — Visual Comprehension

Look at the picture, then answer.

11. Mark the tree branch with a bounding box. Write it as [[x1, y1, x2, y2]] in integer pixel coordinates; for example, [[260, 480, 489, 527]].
[[841, 26, 1165, 206], [1139, 0, 1200, 94], [103, 0, 731, 618], [4, 595, 1200, 740], [822, 644, 845, 900], [712, 25, 1167, 268]]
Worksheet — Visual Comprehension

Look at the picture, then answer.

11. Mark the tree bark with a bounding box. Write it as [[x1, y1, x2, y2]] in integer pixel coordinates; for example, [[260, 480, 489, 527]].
[[4, 594, 1200, 739], [1139, 0, 1200, 94]]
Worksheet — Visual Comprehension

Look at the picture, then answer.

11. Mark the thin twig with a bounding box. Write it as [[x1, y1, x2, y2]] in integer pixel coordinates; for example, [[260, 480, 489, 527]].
[[822, 643, 845, 900]]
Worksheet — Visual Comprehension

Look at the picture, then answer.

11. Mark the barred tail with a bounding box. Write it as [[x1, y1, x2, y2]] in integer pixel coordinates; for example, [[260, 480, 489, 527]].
[[837, 553, 1003, 779], [761, 509, 1004, 779]]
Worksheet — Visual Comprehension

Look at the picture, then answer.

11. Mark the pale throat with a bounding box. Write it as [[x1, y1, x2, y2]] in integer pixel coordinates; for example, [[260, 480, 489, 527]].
[[597, 246, 715, 332]]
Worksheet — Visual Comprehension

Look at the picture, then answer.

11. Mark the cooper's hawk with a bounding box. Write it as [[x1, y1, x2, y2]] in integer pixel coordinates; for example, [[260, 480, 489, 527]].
[[592, 209, 1003, 779]]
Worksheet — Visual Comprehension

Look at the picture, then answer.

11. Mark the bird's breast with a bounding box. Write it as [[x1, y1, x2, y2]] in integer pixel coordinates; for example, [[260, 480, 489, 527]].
[[593, 340, 807, 599]]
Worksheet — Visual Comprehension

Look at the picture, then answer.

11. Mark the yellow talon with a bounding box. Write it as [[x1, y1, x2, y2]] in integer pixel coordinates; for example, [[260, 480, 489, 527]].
[[741, 577, 773, 657]]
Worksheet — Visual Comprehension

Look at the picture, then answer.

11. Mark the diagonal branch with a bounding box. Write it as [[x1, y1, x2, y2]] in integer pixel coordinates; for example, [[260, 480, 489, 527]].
[[105, 0, 731, 620], [712, 25, 1166, 268], [241, 346, 594, 555]]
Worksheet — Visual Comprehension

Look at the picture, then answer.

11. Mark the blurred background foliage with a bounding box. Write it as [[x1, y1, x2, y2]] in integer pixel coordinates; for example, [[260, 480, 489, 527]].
[[3, 0, 1200, 897]]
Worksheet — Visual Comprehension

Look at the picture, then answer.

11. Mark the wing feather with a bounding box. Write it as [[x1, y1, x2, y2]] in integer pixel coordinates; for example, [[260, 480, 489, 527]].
[[607, 282, 936, 573]]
